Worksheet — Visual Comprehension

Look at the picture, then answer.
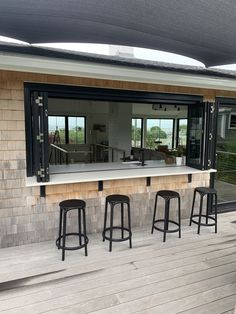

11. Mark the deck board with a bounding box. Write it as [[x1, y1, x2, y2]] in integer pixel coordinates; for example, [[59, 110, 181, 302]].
[[0, 212, 235, 313]]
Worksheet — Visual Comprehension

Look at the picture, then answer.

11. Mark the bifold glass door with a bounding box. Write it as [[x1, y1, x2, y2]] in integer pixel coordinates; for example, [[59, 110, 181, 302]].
[[215, 102, 236, 204], [31, 91, 49, 182], [186, 102, 215, 170]]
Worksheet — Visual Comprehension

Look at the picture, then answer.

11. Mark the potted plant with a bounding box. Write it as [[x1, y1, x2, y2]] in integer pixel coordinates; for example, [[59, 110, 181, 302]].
[[170, 146, 185, 166], [175, 153, 183, 166]]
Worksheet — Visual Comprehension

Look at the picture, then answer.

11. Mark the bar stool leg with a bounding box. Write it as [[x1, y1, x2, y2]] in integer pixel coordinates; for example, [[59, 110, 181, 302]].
[[215, 194, 218, 234], [82, 208, 88, 256], [121, 203, 124, 239], [127, 202, 132, 248], [206, 194, 210, 225], [62, 210, 67, 261], [189, 189, 196, 226], [58, 207, 63, 249], [178, 196, 181, 238], [109, 204, 114, 252], [163, 199, 170, 242], [103, 200, 108, 241], [151, 193, 158, 233], [78, 208, 82, 246], [197, 195, 204, 235]]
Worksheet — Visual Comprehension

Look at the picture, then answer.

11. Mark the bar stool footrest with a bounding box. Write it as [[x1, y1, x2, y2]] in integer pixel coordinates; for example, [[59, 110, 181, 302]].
[[153, 219, 180, 233], [56, 232, 89, 250], [191, 214, 216, 227], [102, 226, 132, 242]]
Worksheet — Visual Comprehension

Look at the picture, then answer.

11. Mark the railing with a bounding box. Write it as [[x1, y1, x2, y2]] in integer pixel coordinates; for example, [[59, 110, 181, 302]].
[[50, 143, 126, 164], [50, 144, 94, 164], [94, 144, 126, 162], [216, 150, 236, 185]]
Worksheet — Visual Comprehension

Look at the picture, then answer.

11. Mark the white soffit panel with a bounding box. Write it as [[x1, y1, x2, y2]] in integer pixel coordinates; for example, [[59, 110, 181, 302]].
[[0, 53, 236, 91]]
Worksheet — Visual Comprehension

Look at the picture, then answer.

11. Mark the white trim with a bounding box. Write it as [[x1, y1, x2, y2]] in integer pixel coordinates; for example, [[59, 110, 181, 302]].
[[25, 166, 216, 187], [0, 52, 236, 91]]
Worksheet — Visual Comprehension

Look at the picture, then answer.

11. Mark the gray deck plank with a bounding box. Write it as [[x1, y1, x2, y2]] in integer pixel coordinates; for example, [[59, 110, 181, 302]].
[[0, 212, 235, 314]]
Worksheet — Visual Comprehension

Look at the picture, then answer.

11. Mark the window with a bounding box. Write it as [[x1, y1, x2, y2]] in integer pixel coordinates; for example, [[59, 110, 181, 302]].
[[68, 116, 86, 144], [229, 113, 236, 129], [146, 119, 174, 149], [177, 119, 188, 146], [48, 116, 66, 144], [131, 118, 143, 148], [48, 116, 86, 145], [25, 83, 206, 182]]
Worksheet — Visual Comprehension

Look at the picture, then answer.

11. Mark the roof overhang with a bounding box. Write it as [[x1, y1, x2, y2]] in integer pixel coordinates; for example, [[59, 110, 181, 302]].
[[1, 51, 236, 91]]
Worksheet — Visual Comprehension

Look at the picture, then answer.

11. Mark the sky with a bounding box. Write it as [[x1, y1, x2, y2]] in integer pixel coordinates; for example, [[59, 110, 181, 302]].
[[1, 35, 236, 70]]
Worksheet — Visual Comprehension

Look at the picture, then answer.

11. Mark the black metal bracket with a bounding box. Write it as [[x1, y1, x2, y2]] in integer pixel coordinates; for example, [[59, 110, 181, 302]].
[[146, 177, 151, 186], [98, 180, 103, 191], [40, 185, 46, 197], [188, 174, 192, 183]]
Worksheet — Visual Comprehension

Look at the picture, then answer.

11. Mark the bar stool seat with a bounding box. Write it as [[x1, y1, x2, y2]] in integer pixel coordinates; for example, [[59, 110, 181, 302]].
[[56, 199, 89, 261], [102, 194, 132, 252], [151, 190, 181, 242], [189, 187, 217, 234]]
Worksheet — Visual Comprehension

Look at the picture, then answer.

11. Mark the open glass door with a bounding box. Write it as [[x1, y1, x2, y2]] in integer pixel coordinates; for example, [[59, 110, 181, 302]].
[[31, 92, 49, 182], [215, 100, 236, 208], [186, 102, 215, 170]]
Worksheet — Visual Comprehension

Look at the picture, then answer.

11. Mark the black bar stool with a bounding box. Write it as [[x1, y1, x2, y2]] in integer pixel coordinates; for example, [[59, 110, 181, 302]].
[[189, 187, 217, 234], [151, 190, 181, 242], [102, 194, 132, 252], [56, 199, 89, 261]]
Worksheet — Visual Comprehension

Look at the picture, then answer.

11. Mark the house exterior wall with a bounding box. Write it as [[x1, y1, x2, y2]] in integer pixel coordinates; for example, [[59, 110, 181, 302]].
[[0, 69, 235, 248]]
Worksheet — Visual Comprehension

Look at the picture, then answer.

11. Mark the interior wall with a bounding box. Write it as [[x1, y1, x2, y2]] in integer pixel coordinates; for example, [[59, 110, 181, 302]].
[[108, 102, 132, 161], [48, 98, 109, 145]]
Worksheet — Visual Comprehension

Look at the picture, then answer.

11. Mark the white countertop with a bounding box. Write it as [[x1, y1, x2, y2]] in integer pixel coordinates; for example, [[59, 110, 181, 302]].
[[25, 164, 216, 187]]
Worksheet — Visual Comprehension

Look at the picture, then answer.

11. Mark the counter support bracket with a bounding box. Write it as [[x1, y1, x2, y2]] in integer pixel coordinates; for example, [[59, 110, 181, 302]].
[[40, 185, 46, 197], [146, 177, 151, 186], [98, 180, 103, 191], [188, 174, 192, 183]]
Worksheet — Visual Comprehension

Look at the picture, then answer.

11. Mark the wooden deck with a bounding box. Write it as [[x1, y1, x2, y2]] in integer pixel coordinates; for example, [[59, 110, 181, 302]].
[[0, 212, 235, 314]]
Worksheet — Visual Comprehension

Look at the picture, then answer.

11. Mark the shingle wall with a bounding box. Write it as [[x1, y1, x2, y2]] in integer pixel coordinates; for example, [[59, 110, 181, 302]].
[[0, 69, 233, 248]]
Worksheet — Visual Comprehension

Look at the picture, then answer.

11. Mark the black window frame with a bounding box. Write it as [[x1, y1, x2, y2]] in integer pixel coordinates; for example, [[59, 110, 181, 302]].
[[48, 114, 86, 145], [48, 115, 66, 144], [131, 117, 144, 148], [24, 82, 203, 178], [176, 118, 188, 148], [145, 117, 175, 149], [67, 115, 86, 145]]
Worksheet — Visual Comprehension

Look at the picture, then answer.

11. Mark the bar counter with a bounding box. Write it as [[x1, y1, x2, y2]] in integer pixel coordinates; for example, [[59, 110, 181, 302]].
[[25, 162, 216, 187]]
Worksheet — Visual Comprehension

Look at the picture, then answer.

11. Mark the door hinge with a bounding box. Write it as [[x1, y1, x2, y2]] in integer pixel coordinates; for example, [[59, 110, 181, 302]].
[[36, 133, 44, 143], [209, 133, 213, 141], [35, 96, 43, 107], [208, 160, 211, 167], [37, 168, 45, 178], [210, 104, 215, 113]]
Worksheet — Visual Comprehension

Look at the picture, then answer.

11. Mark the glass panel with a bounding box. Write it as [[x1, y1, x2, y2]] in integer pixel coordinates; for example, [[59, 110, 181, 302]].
[[187, 106, 204, 167], [132, 118, 142, 148], [146, 119, 173, 149], [178, 119, 188, 146], [48, 116, 65, 144], [68, 116, 85, 144], [215, 104, 236, 203]]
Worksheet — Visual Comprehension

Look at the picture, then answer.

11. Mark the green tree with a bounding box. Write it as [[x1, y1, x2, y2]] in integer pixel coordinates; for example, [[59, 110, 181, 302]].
[[132, 126, 142, 147], [69, 127, 85, 144], [146, 126, 167, 149]]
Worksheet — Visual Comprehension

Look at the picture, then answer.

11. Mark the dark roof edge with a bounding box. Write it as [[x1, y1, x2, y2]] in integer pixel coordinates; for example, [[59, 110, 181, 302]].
[[0, 44, 236, 79]]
